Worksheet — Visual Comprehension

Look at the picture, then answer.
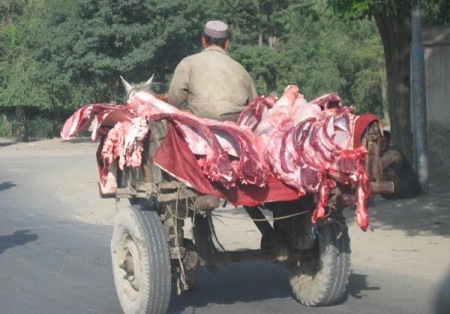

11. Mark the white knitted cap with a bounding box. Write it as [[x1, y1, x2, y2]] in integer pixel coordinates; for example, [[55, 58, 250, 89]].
[[204, 20, 229, 38]]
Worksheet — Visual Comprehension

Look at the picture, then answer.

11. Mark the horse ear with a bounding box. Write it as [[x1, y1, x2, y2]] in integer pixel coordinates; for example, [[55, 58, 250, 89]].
[[120, 76, 133, 94], [145, 73, 155, 85]]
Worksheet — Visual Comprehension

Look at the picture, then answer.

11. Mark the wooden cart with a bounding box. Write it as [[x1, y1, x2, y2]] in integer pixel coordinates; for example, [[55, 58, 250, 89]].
[[108, 119, 393, 314]]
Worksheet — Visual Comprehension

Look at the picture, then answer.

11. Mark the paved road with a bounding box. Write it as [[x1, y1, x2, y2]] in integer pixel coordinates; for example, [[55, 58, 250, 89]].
[[0, 149, 121, 313], [0, 140, 446, 313]]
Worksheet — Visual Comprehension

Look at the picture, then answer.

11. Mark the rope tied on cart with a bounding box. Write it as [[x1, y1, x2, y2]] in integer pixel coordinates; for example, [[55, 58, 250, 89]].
[[211, 208, 311, 222], [163, 189, 323, 225]]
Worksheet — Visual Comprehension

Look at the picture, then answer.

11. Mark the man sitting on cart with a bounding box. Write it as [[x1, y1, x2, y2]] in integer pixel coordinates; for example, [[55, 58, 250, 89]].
[[167, 20, 258, 122]]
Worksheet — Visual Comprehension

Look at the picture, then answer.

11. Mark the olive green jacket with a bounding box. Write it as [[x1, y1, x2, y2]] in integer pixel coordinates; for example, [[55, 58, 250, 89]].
[[167, 46, 258, 122]]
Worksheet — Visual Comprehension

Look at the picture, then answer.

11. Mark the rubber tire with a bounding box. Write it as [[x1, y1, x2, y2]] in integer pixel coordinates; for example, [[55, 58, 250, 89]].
[[288, 214, 351, 306], [111, 205, 171, 314]]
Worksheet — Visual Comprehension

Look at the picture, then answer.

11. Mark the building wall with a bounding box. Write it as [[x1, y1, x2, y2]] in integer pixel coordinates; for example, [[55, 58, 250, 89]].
[[423, 26, 450, 172], [424, 26, 450, 124]]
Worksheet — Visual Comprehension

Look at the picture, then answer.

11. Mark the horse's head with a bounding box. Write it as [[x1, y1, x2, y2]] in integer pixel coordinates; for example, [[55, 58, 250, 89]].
[[120, 74, 155, 99]]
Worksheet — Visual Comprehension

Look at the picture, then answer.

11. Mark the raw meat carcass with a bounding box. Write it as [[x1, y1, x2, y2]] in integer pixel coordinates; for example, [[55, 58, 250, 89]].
[[247, 85, 369, 230], [61, 84, 372, 231]]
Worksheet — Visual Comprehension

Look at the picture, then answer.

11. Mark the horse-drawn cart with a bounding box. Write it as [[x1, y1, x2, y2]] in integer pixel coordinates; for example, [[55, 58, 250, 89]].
[[61, 85, 393, 314], [108, 118, 391, 313]]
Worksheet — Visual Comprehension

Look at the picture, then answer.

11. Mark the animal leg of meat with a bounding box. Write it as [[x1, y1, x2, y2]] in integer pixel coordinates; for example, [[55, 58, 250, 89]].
[[354, 171, 370, 231], [311, 178, 329, 223], [237, 96, 277, 130], [208, 122, 268, 186]]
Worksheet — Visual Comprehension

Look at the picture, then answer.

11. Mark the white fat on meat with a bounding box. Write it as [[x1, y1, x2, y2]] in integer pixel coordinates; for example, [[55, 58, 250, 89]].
[[291, 96, 322, 124], [254, 85, 299, 155]]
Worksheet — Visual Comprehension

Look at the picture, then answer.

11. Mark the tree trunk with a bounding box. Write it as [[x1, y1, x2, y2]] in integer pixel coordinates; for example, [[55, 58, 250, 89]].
[[373, 8, 413, 162], [156, 67, 167, 94], [15, 106, 28, 142], [265, 31, 277, 95], [263, 71, 277, 96]]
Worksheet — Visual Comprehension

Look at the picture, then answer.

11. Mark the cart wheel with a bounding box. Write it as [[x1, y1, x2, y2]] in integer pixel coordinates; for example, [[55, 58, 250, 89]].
[[288, 213, 351, 306], [111, 205, 171, 314]]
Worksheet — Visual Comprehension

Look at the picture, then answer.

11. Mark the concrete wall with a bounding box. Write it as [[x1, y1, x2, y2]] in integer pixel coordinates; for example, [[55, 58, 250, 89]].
[[423, 26, 450, 125], [423, 26, 450, 173]]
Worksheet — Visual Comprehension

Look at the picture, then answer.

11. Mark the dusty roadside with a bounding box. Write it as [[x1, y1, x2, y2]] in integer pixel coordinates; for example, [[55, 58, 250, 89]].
[[0, 137, 117, 225]]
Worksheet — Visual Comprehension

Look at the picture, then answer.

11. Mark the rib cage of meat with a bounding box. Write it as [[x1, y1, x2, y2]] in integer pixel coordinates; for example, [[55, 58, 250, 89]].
[[60, 85, 371, 231], [246, 85, 369, 230]]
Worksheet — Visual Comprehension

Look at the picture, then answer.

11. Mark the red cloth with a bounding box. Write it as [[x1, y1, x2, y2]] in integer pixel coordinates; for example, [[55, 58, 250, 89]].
[[353, 113, 381, 148], [152, 123, 300, 206]]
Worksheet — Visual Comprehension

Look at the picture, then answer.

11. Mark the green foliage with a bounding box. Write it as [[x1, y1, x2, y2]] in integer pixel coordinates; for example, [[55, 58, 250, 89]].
[[0, 115, 13, 137], [28, 116, 54, 139], [0, 0, 52, 110], [0, 0, 27, 22], [0, 0, 401, 114], [25, 0, 213, 107], [227, 0, 383, 116], [422, 0, 450, 25], [329, 0, 450, 25], [0, 0, 448, 142]]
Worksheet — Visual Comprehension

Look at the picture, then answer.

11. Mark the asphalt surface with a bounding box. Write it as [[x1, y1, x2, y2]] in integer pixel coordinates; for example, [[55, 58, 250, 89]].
[[0, 149, 121, 313], [0, 139, 447, 313]]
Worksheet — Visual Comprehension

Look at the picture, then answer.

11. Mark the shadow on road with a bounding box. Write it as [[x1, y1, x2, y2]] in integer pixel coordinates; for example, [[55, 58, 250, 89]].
[[0, 139, 15, 147], [0, 230, 39, 254], [64, 136, 93, 144], [345, 273, 380, 301], [168, 261, 292, 312], [0, 181, 16, 192], [168, 264, 383, 311], [367, 189, 450, 237]]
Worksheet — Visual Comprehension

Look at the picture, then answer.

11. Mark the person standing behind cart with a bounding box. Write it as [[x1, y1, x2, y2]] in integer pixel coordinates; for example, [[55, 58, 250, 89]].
[[167, 20, 258, 122], [379, 130, 423, 199]]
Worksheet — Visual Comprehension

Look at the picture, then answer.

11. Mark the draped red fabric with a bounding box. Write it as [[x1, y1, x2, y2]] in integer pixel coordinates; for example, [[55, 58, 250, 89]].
[[152, 123, 222, 197], [353, 113, 381, 148], [152, 123, 300, 206]]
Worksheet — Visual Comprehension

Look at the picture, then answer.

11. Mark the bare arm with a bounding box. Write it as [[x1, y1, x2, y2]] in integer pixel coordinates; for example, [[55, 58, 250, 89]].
[[380, 149, 402, 169]]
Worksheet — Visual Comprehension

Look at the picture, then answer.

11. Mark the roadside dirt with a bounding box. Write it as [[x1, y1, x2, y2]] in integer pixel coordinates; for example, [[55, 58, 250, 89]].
[[1, 136, 450, 302]]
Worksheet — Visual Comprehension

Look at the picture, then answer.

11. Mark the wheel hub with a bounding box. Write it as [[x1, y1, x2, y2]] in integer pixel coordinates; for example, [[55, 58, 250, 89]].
[[119, 234, 141, 294]]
